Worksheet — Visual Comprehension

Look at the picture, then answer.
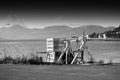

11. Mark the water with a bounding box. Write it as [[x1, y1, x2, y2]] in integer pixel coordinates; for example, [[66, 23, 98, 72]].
[[0, 40, 120, 63], [0, 40, 46, 59], [86, 41, 120, 63]]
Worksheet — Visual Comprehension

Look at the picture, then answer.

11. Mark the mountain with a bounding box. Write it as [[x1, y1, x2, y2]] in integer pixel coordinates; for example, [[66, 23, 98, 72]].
[[105, 26, 115, 30], [81, 25, 115, 34], [0, 24, 32, 39], [43, 25, 71, 31], [7, 24, 29, 31], [54, 25, 115, 37], [0, 24, 115, 39]]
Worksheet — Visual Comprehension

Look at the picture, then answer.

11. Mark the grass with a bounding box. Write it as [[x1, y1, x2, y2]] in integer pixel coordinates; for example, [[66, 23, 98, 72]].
[[0, 44, 46, 65], [0, 55, 43, 65], [0, 64, 120, 80]]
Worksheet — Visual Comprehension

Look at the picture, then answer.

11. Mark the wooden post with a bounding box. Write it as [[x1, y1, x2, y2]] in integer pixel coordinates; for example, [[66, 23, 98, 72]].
[[86, 48, 95, 63], [57, 40, 68, 63], [65, 40, 69, 64], [81, 50, 84, 62], [66, 49, 68, 64], [71, 38, 83, 64], [71, 52, 79, 64], [57, 52, 64, 62]]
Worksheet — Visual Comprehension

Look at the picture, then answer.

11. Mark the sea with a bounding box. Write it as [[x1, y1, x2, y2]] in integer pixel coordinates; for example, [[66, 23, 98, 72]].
[[0, 40, 120, 63]]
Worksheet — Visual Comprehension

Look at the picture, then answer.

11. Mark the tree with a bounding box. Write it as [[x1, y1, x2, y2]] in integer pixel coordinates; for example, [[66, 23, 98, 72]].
[[89, 32, 99, 38]]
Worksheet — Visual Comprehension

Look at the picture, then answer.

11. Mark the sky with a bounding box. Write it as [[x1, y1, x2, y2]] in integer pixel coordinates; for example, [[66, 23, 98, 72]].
[[0, 1, 120, 28]]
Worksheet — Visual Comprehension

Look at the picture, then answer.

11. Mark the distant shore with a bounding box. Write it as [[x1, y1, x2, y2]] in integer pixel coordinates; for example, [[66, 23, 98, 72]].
[[87, 38, 120, 41]]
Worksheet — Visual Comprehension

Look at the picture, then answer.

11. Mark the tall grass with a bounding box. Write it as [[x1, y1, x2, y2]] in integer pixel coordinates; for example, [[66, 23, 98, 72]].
[[0, 55, 43, 65], [0, 45, 44, 65]]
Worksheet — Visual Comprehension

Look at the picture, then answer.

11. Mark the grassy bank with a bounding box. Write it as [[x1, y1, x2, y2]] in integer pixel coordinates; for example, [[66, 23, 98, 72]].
[[87, 38, 120, 41]]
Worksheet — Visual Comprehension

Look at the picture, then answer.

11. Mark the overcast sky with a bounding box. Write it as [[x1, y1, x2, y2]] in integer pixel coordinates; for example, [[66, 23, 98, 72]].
[[0, 1, 120, 28]]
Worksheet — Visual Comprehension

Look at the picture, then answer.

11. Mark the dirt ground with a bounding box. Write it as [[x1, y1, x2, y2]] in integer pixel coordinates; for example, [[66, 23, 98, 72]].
[[0, 64, 120, 80]]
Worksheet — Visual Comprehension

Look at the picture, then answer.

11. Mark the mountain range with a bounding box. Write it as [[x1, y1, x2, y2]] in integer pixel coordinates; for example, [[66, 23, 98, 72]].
[[0, 24, 115, 40]]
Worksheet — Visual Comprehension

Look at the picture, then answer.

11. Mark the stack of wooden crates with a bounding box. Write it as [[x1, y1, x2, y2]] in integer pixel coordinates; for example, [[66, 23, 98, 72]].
[[46, 38, 65, 63]]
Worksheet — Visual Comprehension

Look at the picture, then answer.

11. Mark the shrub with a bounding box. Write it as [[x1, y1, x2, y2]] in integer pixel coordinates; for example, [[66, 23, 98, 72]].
[[0, 55, 43, 65], [99, 60, 104, 64]]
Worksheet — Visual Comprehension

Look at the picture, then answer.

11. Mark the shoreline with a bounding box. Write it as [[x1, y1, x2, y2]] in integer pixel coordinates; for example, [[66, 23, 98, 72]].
[[87, 38, 120, 41]]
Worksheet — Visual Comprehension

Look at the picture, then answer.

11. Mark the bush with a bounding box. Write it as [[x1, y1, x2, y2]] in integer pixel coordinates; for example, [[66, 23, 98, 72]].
[[99, 60, 104, 64], [0, 55, 43, 65], [87, 58, 95, 63], [3, 56, 14, 64], [28, 56, 43, 65]]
